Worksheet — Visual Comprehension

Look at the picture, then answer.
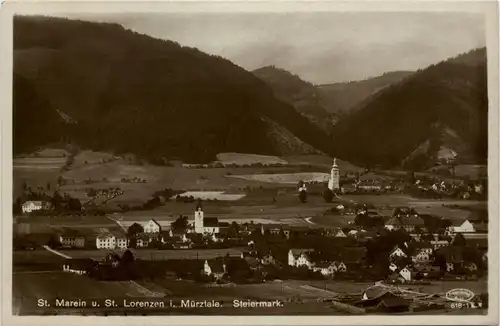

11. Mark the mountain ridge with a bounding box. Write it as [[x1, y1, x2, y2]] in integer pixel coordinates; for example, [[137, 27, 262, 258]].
[[13, 16, 333, 162]]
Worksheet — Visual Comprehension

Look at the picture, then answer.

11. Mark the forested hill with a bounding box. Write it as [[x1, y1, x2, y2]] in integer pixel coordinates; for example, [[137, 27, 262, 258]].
[[317, 71, 414, 114], [253, 66, 338, 133], [13, 16, 332, 162], [331, 48, 488, 170]]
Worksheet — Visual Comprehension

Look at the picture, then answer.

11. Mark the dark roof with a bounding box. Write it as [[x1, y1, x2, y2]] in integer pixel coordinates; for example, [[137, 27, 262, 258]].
[[473, 223, 488, 233], [401, 215, 425, 226], [59, 228, 84, 237], [218, 222, 230, 227], [466, 238, 488, 249], [363, 287, 391, 300], [204, 217, 219, 227], [290, 248, 314, 256], [207, 259, 225, 273], [385, 217, 401, 225], [314, 262, 333, 268], [261, 223, 284, 230]]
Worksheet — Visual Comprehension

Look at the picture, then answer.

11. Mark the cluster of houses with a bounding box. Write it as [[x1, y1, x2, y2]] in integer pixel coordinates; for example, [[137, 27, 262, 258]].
[[21, 200, 52, 214]]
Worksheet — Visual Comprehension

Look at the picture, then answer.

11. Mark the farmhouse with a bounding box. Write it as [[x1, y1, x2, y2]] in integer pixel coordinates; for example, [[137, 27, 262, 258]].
[[288, 249, 314, 268], [448, 219, 475, 233], [22, 200, 50, 214], [389, 245, 408, 259], [144, 219, 161, 234], [384, 217, 401, 231], [430, 240, 449, 250], [58, 229, 85, 248], [96, 231, 128, 249], [312, 262, 336, 276]]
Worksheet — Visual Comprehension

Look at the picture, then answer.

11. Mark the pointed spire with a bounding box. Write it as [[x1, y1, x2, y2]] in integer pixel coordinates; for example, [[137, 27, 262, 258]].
[[333, 157, 338, 168]]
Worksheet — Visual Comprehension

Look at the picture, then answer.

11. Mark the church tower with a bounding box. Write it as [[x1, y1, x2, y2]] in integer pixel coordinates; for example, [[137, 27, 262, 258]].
[[194, 203, 204, 234], [328, 158, 340, 191]]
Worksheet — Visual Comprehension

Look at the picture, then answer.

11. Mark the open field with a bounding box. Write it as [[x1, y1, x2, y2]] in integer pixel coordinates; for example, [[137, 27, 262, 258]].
[[57, 248, 246, 260], [227, 172, 330, 184], [215, 153, 288, 165], [173, 191, 246, 201]]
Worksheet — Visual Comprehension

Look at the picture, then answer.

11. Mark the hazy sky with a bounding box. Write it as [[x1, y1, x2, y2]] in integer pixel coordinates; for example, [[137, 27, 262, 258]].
[[59, 12, 485, 84]]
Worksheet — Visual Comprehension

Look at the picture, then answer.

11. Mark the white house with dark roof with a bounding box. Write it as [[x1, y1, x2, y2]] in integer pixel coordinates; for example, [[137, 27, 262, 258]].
[[22, 200, 50, 214], [448, 219, 475, 233], [288, 249, 314, 268], [144, 219, 161, 233]]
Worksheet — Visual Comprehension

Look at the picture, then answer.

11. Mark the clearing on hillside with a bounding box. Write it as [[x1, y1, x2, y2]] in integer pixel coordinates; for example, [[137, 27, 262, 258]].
[[215, 153, 288, 166]]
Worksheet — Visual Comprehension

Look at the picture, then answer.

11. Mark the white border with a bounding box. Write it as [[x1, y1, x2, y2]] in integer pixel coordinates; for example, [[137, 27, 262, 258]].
[[1, 1, 498, 325]]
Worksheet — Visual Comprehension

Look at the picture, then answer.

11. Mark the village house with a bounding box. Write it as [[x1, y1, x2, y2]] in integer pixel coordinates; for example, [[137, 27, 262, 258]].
[[448, 219, 475, 234], [312, 262, 336, 277], [96, 231, 128, 249], [96, 233, 116, 249], [58, 228, 86, 248], [399, 266, 412, 282], [136, 234, 150, 248], [332, 228, 347, 238], [439, 246, 464, 272], [165, 229, 189, 243], [143, 219, 161, 234], [410, 242, 434, 263], [384, 217, 401, 231], [288, 249, 314, 269], [203, 259, 226, 280], [389, 245, 408, 259], [430, 240, 449, 250], [22, 200, 50, 214], [334, 261, 347, 272], [400, 215, 425, 233]]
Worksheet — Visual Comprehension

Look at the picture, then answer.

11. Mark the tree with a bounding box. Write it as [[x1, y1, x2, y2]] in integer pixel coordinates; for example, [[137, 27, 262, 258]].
[[299, 190, 307, 203], [171, 215, 189, 231], [127, 223, 144, 237], [121, 249, 135, 264], [323, 189, 333, 203], [452, 233, 467, 246], [52, 191, 64, 210], [68, 197, 82, 211]]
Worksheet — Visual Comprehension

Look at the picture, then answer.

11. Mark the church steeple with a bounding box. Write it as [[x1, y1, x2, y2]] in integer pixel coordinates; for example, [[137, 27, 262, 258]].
[[328, 157, 340, 191]]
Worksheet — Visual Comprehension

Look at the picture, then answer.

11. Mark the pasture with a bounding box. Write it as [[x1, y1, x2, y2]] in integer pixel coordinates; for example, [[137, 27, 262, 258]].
[[215, 153, 288, 165], [227, 172, 330, 184], [173, 191, 246, 201], [56, 248, 246, 260]]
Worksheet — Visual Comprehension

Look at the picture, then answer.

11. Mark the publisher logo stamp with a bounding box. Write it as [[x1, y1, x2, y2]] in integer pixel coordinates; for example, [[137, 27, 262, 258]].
[[445, 288, 475, 303]]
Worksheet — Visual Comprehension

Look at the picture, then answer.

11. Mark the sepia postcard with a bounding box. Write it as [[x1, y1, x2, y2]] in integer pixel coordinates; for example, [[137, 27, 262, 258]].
[[1, 1, 499, 325]]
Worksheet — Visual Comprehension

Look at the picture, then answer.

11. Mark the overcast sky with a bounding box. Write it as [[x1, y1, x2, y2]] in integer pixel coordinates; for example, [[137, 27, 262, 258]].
[[59, 12, 485, 84]]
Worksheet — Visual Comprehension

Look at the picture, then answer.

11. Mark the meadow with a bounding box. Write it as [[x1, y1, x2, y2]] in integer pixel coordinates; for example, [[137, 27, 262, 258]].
[[57, 248, 246, 260]]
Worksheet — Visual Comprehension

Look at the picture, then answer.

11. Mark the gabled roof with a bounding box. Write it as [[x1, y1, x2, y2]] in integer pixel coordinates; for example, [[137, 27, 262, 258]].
[[385, 217, 401, 226], [450, 219, 470, 226], [363, 287, 391, 300], [401, 215, 425, 226], [290, 248, 314, 256], [148, 218, 161, 226]]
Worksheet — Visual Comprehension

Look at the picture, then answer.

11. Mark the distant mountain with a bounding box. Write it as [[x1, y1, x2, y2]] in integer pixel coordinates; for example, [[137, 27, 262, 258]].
[[332, 48, 488, 170], [253, 66, 338, 132], [317, 71, 414, 114], [14, 16, 333, 162]]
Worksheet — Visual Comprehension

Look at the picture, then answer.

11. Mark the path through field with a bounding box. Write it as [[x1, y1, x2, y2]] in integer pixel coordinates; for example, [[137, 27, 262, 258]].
[[43, 245, 72, 259]]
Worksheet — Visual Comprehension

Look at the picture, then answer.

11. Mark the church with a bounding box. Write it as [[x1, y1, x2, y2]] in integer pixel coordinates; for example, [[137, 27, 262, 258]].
[[193, 203, 220, 234], [328, 158, 340, 191]]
